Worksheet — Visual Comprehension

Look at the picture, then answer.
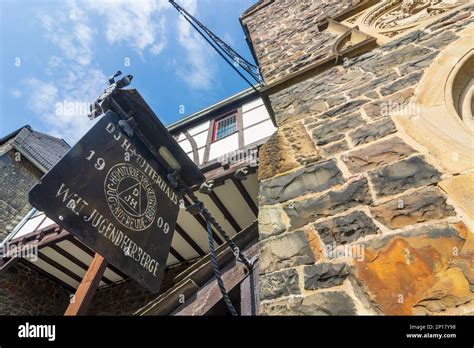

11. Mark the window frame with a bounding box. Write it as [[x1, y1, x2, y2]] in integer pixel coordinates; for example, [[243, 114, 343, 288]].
[[212, 111, 238, 142]]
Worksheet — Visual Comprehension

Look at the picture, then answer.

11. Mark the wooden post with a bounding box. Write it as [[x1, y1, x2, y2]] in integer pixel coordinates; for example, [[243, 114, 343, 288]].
[[240, 260, 259, 316], [64, 253, 107, 316]]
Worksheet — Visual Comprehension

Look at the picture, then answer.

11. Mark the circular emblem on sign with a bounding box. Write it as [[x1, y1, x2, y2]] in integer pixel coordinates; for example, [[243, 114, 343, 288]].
[[105, 163, 157, 231]]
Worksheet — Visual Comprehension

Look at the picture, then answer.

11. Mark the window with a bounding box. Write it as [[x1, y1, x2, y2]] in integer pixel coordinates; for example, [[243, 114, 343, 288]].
[[213, 112, 237, 141]]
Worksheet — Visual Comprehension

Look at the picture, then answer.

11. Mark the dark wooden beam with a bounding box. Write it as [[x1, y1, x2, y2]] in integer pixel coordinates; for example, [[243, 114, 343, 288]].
[[173, 220, 258, 285], [64, 253, 107, 316], [170, 246, 186, 263], [49, 244, 113, 285], [173, 259, 246, 315], [137, 279, 200, 316], [66, 236, 95, 257], [184, 130, 200, 164], [66, 237, 129, 280], [37, 230, 71, 249], [183, 196, 224, 245], [172, 243, 258, 316], [240, 260, 259, 316], [175, 224, 205, 256], [37, 251, 84, 284], [32, 214, 48, 233], [8, 224, 61, 245], [209, 192, 241, 232], [202, 116, 215, 164], [232, 178, 258, 216]]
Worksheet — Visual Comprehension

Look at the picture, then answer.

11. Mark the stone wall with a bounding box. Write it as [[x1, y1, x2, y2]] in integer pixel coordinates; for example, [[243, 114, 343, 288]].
[[0, 259, 192, 315], [241, 0, 360, 84], [0, 150, 42, 240], [0, 261, 70, 315], [248, 3, 474, 315], [88, 262, 192, 315]]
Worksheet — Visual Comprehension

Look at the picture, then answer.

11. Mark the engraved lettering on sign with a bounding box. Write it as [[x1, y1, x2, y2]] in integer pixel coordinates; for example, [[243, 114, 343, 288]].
[[105, 163, 157, 231], [56, 183, 89, 216]]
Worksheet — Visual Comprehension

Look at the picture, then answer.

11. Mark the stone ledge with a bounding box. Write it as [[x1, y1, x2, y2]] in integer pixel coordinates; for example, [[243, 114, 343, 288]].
[[259, 159, 344, 205], [284, 178, 373, 230], [369, 156, 442, 197], [259, 230, 316, 274], [314, 210, 379, 246], [303, 263, 350, 290], [370, 186, 456, 229], [260, 290, 357, 315], [343, 137, 416, 174]]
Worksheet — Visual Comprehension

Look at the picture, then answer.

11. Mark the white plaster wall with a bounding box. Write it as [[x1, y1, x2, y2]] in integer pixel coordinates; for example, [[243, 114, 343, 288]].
[[244, 119, 275, 146], [178, 139, 192, 153], [242, 98, 264, 113], [208, 133, 239, 161], [174, 97, 274, 165], [175, 133, 186, 142], [193, 130, 209, 148], [242, 104, 269, 128], [188, 120, 210, 136]]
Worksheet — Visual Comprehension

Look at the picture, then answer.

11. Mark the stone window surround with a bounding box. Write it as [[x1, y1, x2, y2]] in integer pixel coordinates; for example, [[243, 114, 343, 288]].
[[391, 25, 474, 231], [451, 54, 474, 131]]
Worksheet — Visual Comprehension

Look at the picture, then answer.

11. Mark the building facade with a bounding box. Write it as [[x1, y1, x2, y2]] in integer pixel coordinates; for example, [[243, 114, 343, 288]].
[[0, 90, 274, 315], [1, 0, 474, 316], [241, 0, 474, 315], [0, 126, 69, 241]]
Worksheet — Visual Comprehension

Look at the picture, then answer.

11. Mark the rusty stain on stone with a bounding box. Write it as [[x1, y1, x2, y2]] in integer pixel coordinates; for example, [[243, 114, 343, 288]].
[[355, 224, 471, 315]]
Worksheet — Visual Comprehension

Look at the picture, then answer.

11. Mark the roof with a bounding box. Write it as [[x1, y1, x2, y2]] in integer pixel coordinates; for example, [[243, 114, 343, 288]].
[[240, 0, 272, 19], [2, 126, 70, 172], [0, 124, 32, 144]]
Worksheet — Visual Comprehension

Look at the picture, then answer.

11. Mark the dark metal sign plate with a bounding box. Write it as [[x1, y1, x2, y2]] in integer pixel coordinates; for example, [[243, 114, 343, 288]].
[[29, 111, 181, 293]]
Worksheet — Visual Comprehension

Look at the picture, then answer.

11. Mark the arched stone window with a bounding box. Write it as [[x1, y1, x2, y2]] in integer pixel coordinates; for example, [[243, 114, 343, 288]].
[[392, 26, 474, 229], [451, 53, 474, 132]]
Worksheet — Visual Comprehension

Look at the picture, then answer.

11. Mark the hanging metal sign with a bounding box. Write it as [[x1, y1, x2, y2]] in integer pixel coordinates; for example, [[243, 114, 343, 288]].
[[29, 110, 182, 293]]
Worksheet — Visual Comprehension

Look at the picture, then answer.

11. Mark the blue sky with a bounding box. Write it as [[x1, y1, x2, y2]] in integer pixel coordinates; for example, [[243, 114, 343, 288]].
[[0, 0, 257, 143]]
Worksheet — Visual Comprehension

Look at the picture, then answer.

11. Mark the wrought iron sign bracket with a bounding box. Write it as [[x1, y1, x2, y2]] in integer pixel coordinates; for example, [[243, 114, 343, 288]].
[[118, 118, 137, 138], [88, 71, 134, 120]]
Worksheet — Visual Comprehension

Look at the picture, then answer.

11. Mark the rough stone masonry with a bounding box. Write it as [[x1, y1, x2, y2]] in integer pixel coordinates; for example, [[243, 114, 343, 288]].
[[241, 0, 474, 315]]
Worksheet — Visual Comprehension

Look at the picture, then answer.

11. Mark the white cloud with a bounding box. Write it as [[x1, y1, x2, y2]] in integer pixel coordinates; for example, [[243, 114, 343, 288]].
[[47, 56, 64, 70], [24, 79, 58, 114], [150, 41, 166, 55], [26, 2, 107, 142], [84, 0, 168, 56], [23, 68, 107, 142], [23, 0, 218, 142], [175, 0, 216, 89], [9, 89, 22, 98], [38, 4, 94, 67]]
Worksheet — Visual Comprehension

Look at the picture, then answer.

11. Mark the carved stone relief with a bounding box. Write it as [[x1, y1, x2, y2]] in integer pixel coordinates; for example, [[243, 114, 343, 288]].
[[343, 0, 468, 42]]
